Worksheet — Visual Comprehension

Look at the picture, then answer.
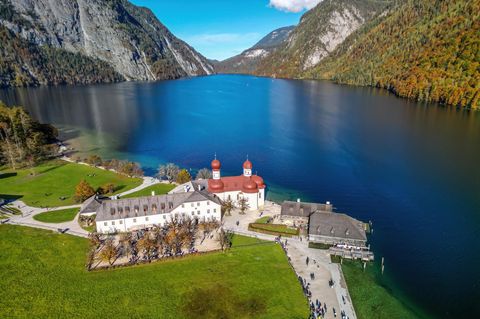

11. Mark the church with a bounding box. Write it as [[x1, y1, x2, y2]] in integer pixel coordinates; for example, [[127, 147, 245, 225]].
[[207, 157, 266, 210]]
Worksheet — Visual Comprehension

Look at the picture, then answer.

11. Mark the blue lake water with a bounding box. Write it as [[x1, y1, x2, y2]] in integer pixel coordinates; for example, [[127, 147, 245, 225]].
[[1, 75, 479, 318]]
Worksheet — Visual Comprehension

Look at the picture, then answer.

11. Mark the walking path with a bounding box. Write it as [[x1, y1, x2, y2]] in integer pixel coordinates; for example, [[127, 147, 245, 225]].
[[223, 207, 357, 319]]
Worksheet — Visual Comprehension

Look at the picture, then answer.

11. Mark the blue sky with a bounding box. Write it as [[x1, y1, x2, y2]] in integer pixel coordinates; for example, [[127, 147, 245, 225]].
[[130, 1, 320, 60]]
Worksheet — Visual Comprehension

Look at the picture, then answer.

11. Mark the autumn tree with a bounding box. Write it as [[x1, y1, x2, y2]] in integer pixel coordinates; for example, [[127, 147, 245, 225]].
[[99, 240, 118, 266], [97, 183, 115, 195], [75, 179, 95, 202], [176, 169, 191, 184]]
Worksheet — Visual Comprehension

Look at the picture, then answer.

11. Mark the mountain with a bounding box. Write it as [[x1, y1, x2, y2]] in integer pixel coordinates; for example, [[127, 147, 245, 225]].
[[214, 26, 295, 74], [307, 0, 480, 109], [0, 0, 214, 87], [255, 0, 390, 77]]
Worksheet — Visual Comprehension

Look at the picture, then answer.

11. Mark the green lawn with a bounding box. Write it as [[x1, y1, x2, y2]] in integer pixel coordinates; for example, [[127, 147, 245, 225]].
[[0, 225, 309, 319], [33, 208, 79, 223], [121, 183, 175, 199], [339, 259, 423, 319], [0, 160, 142, 207], [249, 223, 299, 237], [255, 216, 271, 224]]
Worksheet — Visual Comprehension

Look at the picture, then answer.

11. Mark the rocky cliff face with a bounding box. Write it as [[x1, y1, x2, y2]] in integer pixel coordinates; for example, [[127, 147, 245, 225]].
[[255, 0, 390, 77], [214, 26, 294, 74], [0, 0, 214, 87]]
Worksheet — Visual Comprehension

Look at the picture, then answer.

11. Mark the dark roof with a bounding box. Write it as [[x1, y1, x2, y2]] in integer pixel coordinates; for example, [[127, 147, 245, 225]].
[[79, 195, 104, 214], [281, 201, 331, 218], [308, 212, 367, 242], [96, 190, 220, 222]]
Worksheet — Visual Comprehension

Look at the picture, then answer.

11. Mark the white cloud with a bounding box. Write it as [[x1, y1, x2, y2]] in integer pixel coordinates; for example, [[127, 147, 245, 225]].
[[269, 0, 322, 13]]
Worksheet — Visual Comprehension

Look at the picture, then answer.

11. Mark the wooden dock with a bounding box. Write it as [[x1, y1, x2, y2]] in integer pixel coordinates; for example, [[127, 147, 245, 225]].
[[329, 247, 374, 261]]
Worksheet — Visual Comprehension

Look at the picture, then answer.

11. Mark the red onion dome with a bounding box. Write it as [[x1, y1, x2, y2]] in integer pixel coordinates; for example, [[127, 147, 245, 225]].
[[208, 179, 224, 193], [211, 159, 221, 170], [242, 177, 258, 193], [251, 175, 264, 187], [243, 159, 252, 169]]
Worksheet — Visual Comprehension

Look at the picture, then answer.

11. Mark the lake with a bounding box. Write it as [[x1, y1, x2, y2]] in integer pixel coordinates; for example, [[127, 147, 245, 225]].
[[1, 74, 479, 318]]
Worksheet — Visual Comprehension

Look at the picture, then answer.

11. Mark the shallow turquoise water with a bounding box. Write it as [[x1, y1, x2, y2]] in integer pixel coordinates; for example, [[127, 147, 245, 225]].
[[1, 75, 479, 318]]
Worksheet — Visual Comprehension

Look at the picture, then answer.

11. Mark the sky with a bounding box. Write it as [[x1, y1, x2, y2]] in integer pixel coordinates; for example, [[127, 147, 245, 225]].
[[130, 1, 322, 60]]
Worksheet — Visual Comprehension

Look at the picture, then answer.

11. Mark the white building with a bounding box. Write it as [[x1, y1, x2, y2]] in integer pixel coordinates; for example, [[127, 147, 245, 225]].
[[95, 191, 221, 234], [206, 157, 266, 210]]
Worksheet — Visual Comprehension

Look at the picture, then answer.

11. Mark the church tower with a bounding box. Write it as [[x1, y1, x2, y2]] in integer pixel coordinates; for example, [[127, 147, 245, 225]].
[[211, 157, 221, 180], [243, 159, 252, 177]]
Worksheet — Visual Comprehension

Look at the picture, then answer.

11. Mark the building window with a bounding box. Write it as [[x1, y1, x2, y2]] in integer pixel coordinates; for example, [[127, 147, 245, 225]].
[[213, 209, 217, 213], [207, 201, 210, 205], [163, 215, 166, 219], [119, 220, 123, 225], [197, 202, 200, 206], [197, 211, 201, 215], [104, 222, 107, 226], [191, 212, 195, 216], [182, 204, 185, 208], [191, 203, 194, 207], [112, 221, 115, 225], [145, 217, 149, 222], [152, 204, 157, 212], [134, 206, 139, 213], [207, 209, 210, 214], [168, 202, 173, 209], [143, 205, 148, 212], [259, 192, 262, 199], [133, 218, 137, 223], [161, 203, 165, 210]]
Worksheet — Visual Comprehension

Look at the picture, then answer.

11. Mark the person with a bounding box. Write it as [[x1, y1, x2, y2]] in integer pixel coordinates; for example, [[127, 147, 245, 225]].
[[306, 256, 309, 265]]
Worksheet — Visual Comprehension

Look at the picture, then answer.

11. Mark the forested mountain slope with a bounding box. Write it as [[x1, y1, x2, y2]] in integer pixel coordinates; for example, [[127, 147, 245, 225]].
[[307, 0, 479, 109], [0, 0, 214, 87], [255, 0, 392, 77]]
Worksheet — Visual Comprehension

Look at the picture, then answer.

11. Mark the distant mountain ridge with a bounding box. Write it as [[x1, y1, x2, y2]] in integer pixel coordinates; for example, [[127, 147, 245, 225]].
[[0, 0, 214, 87], [214, 26, 295, 74]]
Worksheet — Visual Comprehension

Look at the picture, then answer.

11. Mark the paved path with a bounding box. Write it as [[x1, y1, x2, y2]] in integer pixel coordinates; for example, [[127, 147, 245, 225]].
[[4, 200, 88, 237], [223, 207, 357, 319]]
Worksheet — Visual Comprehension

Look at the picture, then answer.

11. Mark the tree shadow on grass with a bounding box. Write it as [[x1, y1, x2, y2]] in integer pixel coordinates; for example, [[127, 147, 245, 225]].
[[0, 172, 17, 179], [182, 284, 266, 319]]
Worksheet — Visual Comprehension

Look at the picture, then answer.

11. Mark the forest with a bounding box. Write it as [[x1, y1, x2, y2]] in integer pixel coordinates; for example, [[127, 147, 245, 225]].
[[0, 102, 58, 169], [307, 0, 479, 109]]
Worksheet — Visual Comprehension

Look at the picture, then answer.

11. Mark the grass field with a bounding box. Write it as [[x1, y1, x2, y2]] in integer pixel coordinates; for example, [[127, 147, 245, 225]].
[[0, 225, 309, 319], [255, 216, 271, 224], [121, 183, 175, 199], [0, 160, 142, 207], [249, 223, 299, 237], [339, 259, 421, 319], [33, 208, 79, 223]]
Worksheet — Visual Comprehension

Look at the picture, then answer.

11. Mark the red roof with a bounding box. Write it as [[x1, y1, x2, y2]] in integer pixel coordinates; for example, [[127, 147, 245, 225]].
[[208, 175, 266, 194]]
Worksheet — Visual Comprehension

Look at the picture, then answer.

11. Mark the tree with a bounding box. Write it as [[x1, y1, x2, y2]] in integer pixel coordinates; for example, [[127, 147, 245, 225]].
[[85, 154, 102, 166], [118, 160, 144, 177], [195, 168, 212, 180], [217, 228, 233, 252], [221, 199, 235, 217], [176, 169, 191, 184], [137, 233, 156, 259], [74, 179, 95, 202], [157, 163, 180, 183], [119, 233, 132, 259], [0, 104, 58, 169], [238, 197, 250, 215], [99, 240, 117, 266], [97, 183, 115, 195]]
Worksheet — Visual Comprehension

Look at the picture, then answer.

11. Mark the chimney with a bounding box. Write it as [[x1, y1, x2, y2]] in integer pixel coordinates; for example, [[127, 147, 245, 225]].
[[198, 185, 202, 191], [152, 191, 155, 197], [297, 198, 301, 203]]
